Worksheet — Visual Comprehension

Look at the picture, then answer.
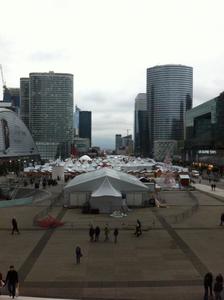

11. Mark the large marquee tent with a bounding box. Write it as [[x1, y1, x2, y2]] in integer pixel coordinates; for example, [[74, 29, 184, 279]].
[[63, 168, 149, 212]]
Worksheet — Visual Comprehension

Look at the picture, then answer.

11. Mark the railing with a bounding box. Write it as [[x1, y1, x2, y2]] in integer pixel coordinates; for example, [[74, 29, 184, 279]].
[[33, 192, 62, 226], [163, 191, 199, 224]]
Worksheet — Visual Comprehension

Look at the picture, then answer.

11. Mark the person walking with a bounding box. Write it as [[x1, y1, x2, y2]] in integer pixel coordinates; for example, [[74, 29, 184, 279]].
[[214, 274, 223, 300], [114, 228, 119, 243], [104, 225, 110, 241], [203, 272, 213, 300], [220, 213, 224, 226], [5, 265, 18, 299], [75, 246, 82, 264], [11, 218, 20, 235], [95, 226, 100, 242], [135, 219, 142, 237], [89, 225, 95, 242], [0, 272, 5, 295]]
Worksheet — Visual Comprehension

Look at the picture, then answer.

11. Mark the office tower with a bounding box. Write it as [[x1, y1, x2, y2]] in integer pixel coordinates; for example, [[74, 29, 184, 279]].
[[20, 78, 30, 129], [115, 134, 122, 153], [134, 93, 149, 157], [73, 105, 81, 137], [147, 64, 193, 160], [79, 111, 92, 146], [29, 72, 73, 160], [3, 87, 20, 114], [185, 91, 224, 165]]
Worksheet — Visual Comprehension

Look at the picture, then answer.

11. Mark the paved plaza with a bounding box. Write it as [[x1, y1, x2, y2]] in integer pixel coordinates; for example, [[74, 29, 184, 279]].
[[1, 182, 224, 299]]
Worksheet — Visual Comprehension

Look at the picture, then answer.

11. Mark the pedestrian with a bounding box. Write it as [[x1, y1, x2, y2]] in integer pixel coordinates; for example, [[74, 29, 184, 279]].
[[220, 213, 224, 226], [214, 274, 223, 300], [75, 246, 82, 264], [0, 272, 5, 295], [5, 265, 18, 299], [95, 226, 100, 242], [11, 217, 20, 235], [114, 228, 119, 243], [211, 184, 214, 191], [89, 225, 95, 242], [203, 272, 213, 300], [135, 219, 142, 237], [104, 225, 110, 241]]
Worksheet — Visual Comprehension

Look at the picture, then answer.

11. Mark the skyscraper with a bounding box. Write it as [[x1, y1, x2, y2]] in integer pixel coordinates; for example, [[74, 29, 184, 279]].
[[115, 134, 122, 154], [3, 87, 20, 114], [79, 111, 92, 146], [20, 78, 30, 129], [134, 93, 149, 157], [29, 72, 73, 160], [147, 64, 193, 159]]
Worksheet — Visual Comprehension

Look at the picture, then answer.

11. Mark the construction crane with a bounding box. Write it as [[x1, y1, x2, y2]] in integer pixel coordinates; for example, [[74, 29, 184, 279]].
[[0, 64, 7, 100], [0, 64, 6, 88], [127, 129, 131, 136]]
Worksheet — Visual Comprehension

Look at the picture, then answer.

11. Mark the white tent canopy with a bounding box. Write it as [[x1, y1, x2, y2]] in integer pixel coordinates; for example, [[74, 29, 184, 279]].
[[64, 168, 149, 210], [79, 155, 92, 162], [91, 177, 122, 197], [64, 168, 148, 193], [90, 177, 122, 213]]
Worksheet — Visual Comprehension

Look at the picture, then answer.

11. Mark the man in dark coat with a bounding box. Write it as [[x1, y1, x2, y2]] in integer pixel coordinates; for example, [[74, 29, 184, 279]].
[[89, 225, 95, 242], [114, 228, 119, 243], [204, 272, 213, 300], [11, 218, 20, 235], [220, 213, 224, 226], [5, 265, 18, 299], [75, 246, 82, 264], [95, 226, 100, 242]]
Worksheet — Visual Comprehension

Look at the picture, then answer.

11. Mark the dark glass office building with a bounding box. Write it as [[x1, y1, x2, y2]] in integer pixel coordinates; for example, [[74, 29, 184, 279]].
[[20, 78, 30, 129], [3, 87, 20, 114], [184, 91, 224, 165], [29, 72, 73, 160], [134, 93, 149, 157], [147, 64, 193, 159], [79, 111, 92, 146]]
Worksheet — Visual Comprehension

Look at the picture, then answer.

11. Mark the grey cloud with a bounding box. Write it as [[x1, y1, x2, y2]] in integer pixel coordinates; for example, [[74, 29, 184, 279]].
[[29, 51, 68, 62], [78, 91, 135, 113]]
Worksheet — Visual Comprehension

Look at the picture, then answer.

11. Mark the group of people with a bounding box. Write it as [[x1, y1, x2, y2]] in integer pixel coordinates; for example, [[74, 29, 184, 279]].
[[75, 220, 142, 264], [89, 225, 119, 243], [204, 272, 223, 300], [0, 266, 19, 298]]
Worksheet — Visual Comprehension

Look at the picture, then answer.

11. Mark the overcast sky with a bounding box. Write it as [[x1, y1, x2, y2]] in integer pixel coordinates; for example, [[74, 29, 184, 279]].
[[0, 0, 224, 148]]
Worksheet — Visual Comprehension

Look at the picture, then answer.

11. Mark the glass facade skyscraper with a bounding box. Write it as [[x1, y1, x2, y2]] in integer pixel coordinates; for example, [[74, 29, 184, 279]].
[[20, 78, 30, 129], [29, 72, 73, 160], [184, 91, 224, 165], [79, 111, 92, 146], [134, 93, 149, 157], [147, 64, 193, 159]]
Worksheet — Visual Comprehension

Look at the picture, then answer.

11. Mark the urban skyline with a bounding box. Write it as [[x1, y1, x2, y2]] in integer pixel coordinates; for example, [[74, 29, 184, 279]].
[[1, 0, 224, 148]]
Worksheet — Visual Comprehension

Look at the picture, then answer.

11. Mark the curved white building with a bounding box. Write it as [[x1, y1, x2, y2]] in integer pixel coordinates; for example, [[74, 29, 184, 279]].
[[0, 108, 39, 159]]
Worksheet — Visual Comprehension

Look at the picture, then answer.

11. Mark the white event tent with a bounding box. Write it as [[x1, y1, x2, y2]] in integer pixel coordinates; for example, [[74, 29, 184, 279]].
[[63, 168, 149, 212]]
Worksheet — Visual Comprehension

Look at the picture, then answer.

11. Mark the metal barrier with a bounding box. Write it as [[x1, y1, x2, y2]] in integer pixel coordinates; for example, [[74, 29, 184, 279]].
[[163, 191, 199, 224], [33, 192, 62, 226]]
